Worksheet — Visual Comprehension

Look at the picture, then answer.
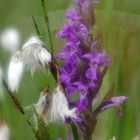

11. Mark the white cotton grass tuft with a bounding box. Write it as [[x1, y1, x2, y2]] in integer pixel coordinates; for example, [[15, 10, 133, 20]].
[[8, 51, 23, 92], [0, 123, 10, 140], [0, 28, 20, 54], [34, 85, 77, 125], [133, 135, 140, 140], [50, 85, 77, 122], [35, 47, 51, 68], [35, 90, 52, 125], [22, 36, 51, 75], [109, 136, 116, 140]]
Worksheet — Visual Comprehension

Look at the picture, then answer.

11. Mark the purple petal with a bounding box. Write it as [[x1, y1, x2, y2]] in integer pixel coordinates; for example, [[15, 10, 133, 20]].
[[85, 65, 99, 80], [77, 95, 88, 112], [66, 86, 78, 94], [97, 51, 110, 67], [67, 133, 73, 140], [111, 96, 128, 104], [66, 9, 81, 22], [82, 53, 93, 60], [95, 96, 128, 117], [68, 53, 78, 65]]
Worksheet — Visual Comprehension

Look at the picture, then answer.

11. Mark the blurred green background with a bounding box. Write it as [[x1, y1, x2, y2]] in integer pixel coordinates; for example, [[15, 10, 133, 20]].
[[0, 0, 140, 140]]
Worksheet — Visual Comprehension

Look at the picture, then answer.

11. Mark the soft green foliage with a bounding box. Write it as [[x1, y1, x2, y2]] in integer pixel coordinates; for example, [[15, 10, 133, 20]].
[[0, 0, 140, 140]]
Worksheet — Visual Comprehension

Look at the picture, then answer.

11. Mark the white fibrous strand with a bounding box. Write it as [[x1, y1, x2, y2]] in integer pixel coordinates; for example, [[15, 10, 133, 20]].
[[0, 123, 10, 140], [50, 85, 77, 122], [8, 51, 23, 92], [22, 36, 51, 74], [35, 47, 51, 68]]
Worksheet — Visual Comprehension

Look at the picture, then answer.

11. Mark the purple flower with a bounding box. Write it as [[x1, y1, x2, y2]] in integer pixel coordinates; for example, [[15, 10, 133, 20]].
[[57, 4, 111, 113], [56, 0, 127, 133], [94, 96, 128, 116], [66, 9, 81, 22]]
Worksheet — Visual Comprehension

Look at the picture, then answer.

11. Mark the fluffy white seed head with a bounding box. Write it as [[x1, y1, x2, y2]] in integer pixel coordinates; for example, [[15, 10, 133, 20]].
[[8, 51, 23, 92], [35, 47, 51, 68], [22, 36, 42, 50], [22, 36, 51, 74], [34, 86, 77, 125], [35, 90, 52, 124], [50, 85, 77, 122], [0, 123, 10, 140], [0, 28, 20, 54]]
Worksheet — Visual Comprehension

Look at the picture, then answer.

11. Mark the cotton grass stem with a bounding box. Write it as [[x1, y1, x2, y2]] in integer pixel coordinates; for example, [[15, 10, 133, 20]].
[[2, 78, 37, 136], [32, 15, 41, 36], [40, 0, 58, 81], [41, 0, 54, 56], [71, 123, 79, 140]]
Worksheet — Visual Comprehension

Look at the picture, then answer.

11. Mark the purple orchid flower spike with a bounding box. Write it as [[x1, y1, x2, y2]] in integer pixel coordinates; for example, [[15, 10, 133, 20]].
[[57, 1, 110, 115], [56, 0, 128, 139]]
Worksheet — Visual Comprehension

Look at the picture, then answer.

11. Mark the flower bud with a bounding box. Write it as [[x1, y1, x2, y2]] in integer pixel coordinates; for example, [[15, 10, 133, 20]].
[[8, 51, 23, 92], [75, 0, 95, 28]]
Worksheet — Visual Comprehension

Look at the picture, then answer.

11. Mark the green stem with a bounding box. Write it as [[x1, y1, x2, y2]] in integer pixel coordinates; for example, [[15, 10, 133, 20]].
[[32, 15, 41, 36], [2, 78, 37, 136], [40, 0, 58, 81], [39, 2, 79, 140], [71, 123, 79, 140], [41, 0, 54, 56]]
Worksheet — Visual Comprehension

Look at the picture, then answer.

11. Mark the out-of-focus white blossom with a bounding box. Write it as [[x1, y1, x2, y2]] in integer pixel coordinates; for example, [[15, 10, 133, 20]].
[[8, 51, 23, 92], [50, 85, 77, 122], [109, 136, 116, 140], [0, 28, 20, 54], [0, 123, 10, 140], [133, 135, 140, 140], [22, 36, 51, 74]]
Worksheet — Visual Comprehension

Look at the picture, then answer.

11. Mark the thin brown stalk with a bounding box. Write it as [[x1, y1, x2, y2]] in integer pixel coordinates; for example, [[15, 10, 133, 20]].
[[32, 15, 41, 36], [41, 0, 54, 56], [2, 78, 36, 135]]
